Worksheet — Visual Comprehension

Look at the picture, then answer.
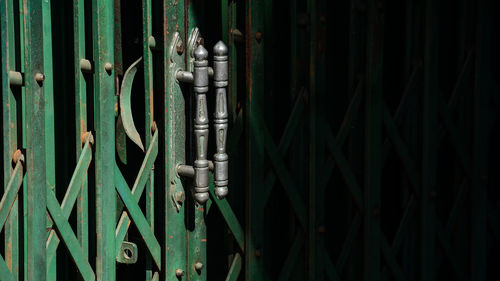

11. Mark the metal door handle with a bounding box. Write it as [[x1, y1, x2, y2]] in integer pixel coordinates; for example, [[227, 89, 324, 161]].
[[212, 41, 229, 199], [176, 39, 230, 204]]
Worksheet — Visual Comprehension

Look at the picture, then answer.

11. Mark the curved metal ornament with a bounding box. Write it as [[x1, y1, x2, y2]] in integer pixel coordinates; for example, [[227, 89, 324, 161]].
[[120, 56, 145, 151]]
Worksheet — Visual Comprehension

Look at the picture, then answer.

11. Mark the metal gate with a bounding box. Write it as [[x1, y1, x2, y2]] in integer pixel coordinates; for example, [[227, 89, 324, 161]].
[[1, 0, 499, 281]]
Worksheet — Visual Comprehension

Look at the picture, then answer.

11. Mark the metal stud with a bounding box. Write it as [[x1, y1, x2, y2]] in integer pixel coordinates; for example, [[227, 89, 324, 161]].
[[175, 269, 184, 277], [194, 262, 204, 271], [35, 72, 45, 83], [104, 62, 113, 72]]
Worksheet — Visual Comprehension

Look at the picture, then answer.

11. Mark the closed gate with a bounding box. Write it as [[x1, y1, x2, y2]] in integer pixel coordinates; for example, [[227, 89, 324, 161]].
[[1, 0, 500, 281]]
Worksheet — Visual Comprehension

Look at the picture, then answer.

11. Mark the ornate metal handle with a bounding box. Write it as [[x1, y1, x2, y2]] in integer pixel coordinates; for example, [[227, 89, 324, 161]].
[[212, 41, 229, 199], [176, 40, 230, 205], [192, 45, 210, 204]]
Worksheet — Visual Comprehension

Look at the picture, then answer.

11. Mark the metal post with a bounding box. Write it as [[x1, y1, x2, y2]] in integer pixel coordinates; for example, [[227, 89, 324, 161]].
[[164, 1, 187, 280], [471, 1, 490, 280], [245, 0, 266, 280], [422, 0, 438, 280], [23, 0, 47, 280], [92, 0, 116, 279], [364, 1, 383, 281]]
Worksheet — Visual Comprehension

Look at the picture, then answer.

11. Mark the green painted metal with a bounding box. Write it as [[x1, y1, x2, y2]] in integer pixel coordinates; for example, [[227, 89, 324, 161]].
[[92, 0, 116, 280], [1, 1, 499, 281], [163, 1, 187, 280], [245, 0, 266, 280], [22, 1, 47, 280]]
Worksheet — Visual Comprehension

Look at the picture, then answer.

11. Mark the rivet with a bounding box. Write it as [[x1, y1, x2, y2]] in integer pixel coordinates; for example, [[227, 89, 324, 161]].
[[254, 249, 262, 257], [148, 36, 157, 49], [319, 16, 327, 24], [317, 226, 325, 233], [255, 31, 263, 43], [175, 269, 184, 277], [176, 41, 184, 55], [35, 72, 45, 83], [175, 191, 185, 204], [104, 62, 113, 73], [194, 262, 204, 271], [151, 122, 157, 133]]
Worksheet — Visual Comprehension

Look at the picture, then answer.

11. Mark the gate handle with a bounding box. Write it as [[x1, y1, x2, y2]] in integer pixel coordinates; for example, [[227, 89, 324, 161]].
[[212, 41, 229, 199], [176, 41, 230, 204], [192, 45, 210, 204], [119, 57, 145, 151]]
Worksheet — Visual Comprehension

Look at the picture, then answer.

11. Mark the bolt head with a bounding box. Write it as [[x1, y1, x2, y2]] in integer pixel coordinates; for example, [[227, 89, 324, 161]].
[[104, 62, 113, 72], [175, 269, 184, 277], [148, 36, 156, 49], [254, 249, 262, 257], [176, 41, 184, 55], [194, 262, 204, 271], [255, 31, 263, 42], [35, 73, 45, 83]]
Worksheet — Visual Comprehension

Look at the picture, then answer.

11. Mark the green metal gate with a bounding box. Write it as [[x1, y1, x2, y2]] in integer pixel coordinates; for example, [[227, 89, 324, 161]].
[[1, 0, 499, 281]]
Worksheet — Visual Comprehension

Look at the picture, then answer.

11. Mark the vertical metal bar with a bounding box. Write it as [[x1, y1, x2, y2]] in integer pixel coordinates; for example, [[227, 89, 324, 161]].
[[74, 0, 89, 269], [315, 1, 327, 280], [402, 3, 419, 279], [245, 0, 266, 280], [164, 1, 186, 280], [186, 3, 207, 280], [308, 0, 317, 279], [347, 1, 363, 279], [92, 0, 116, 279], [18, 1, 28, 278], [422, 0, 438, 280], [471, 1, 490, 280], [1, 0, 19, 279], [227, 0, 238, 123], [22, 0, 47, 279], [364, 1, 383, 281], [41, 0, 57, 278], [143, 0, 155, 279]]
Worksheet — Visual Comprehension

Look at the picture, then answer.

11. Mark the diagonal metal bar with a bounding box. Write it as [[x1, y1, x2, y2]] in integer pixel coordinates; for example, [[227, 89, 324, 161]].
[[323, 123, 363, 210], [336, 213, 361, 272], [435, 219, 465, 281], [225, 253, 243, 281], [115, 129, 158, 253], [115, 166, 161, 269], [380, 229, 407, 281], [46, 190, 95, 281], [250, 114, 307, 228], [381, 67, 418, 161], [0, 160, 23, 231], [381, 196, 416, 281], [262, 89, 306, 204], [323, 247, 342, 281], [46, 135, 93, 264], [319, 81, 362, 189], [0, 255, 14, 281], [438, 94, 472, 179], [209, 184, 245, 251], [381, 102, 420, 195], [278, 231, 305, 281]]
